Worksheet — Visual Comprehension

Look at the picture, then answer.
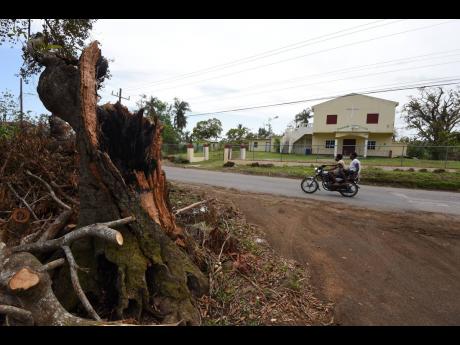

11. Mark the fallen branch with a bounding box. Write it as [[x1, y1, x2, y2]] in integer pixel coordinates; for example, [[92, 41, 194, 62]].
[[26, 170, 71, 210], [51, 181, 79, 206], [39, 258, 66, 272], [6, 183, 39, 221], [62, 245, 101, 321], [174, 200, 211, 215], [10, 216, 134, 254], [38, 209, 73, 242], [0, 305, 33, 323]]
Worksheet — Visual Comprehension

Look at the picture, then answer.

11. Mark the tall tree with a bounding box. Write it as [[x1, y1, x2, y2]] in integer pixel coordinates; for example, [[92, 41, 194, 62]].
[[191, 118, 222, 141], [404, 87, 460, 145], [225, 124, 250, 143], [172, 98, 190, 132], [295, 108, 312, 127]]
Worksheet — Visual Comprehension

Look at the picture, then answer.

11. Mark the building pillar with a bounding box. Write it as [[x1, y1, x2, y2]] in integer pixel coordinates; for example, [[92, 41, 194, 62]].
[[334, 139, 338, 157], [240, 145, 246, 160], [186, 144, 194, 162], [203, 145, 209, 160], [364, 139, 368, 158]]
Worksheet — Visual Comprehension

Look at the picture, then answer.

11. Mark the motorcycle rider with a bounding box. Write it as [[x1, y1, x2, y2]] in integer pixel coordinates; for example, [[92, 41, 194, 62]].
[[347, 152, 361, 179], [327, 154, 345, 185]]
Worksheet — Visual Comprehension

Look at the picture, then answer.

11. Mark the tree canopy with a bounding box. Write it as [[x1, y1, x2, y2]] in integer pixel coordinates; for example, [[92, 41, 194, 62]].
[[257, 127, 271, 138], [0, 89, 18, 122], [191, 118, 223, 141], [0, 19, 100, 82], [403, 87, 460, 145], [137, 95, 180, 145], [294, 108, 312, 127], [225, 124, 250, 143], [172, 98, 190, 133]]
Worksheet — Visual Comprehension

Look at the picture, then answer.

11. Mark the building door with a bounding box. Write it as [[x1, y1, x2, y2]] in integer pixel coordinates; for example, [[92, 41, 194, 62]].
[[342, 139, 356, 155]]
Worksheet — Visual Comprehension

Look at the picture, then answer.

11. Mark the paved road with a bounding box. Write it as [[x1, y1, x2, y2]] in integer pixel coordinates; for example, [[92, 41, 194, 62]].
[[164, 166, 460, 215]]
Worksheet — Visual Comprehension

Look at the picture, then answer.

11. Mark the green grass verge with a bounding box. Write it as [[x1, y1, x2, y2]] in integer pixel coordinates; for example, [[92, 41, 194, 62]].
[[203, 150, 460, 169], [169, 159, 460, 192]]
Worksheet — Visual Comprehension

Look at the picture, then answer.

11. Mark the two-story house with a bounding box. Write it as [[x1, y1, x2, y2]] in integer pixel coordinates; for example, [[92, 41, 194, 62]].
[[281, 93, 403, 157]]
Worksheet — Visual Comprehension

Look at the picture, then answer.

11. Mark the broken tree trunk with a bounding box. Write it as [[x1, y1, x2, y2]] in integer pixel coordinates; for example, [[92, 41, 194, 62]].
[[35, 41, 208, 324]]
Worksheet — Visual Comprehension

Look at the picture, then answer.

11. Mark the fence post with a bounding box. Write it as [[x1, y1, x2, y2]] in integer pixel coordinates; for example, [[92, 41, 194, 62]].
[[280, 144, 283, 162], [400, 145, 404, 167], [316, 145, 319, 163], [444, 146, 449, 169]]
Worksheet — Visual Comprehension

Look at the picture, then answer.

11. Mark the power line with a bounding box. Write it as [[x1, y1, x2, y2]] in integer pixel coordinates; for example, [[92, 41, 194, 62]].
[[186, 49, 460, 103], [122, 19, 397, 91], [123, 19, 457, 96], [187, 79, 460, 117], [189, 59, 460, 107]]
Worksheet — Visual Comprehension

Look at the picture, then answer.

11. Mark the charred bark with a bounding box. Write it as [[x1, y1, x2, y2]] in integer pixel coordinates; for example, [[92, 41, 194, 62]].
[[33, 41, 208, 324]]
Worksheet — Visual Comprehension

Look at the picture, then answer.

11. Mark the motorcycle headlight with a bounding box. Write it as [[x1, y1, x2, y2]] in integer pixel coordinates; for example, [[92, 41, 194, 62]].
[[314, 168, 318, 172]]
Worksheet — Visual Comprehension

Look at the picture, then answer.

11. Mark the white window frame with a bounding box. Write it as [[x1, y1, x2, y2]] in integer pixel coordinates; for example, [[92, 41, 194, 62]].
[[367, 140, 376, 150], [325, 140, 335, 149]]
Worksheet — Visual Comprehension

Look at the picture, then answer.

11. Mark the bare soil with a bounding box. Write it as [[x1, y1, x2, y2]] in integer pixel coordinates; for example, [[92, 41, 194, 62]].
[[181, 183, 460, 325]]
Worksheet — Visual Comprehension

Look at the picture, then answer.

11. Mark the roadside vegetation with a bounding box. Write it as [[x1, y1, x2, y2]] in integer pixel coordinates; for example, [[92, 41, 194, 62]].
[[169, 183, 334, 325]]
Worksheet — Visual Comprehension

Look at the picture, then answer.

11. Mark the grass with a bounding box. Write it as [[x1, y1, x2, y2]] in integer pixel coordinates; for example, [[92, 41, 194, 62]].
[[203, 150, 460, 169], [169, 159, 460, 192]]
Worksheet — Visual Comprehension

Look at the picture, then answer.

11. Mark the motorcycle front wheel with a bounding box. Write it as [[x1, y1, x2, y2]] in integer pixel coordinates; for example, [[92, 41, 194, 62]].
[[301, 177, 319, 194], [339, 182, 359, 197]]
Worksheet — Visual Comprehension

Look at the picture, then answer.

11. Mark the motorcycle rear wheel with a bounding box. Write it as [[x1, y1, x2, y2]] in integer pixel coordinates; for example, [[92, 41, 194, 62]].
[[301, 177, 319, 194], [339, 182, 359, 197]]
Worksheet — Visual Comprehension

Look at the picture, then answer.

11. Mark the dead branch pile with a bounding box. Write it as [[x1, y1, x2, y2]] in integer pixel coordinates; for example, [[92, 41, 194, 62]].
[[169, 184, 335, 325], [0, 122, 79, 248], [0, 124, 141, 325]]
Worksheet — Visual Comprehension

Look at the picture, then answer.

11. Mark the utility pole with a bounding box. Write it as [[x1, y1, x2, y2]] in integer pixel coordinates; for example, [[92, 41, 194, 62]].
[[19, 78, 23, 126], [111, 88, 130, 104]]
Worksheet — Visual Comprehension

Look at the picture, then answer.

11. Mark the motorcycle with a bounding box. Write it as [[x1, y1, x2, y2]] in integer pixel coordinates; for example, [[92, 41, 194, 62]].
[[300, 165, 360, 197]]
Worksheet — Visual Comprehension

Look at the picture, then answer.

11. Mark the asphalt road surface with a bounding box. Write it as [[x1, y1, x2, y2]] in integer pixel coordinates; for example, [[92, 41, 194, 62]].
[[164, 166, 460, 216]]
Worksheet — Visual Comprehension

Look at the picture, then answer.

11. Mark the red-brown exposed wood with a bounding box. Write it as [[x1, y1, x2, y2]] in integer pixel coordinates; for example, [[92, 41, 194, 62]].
[[79, 41, 100, 151]]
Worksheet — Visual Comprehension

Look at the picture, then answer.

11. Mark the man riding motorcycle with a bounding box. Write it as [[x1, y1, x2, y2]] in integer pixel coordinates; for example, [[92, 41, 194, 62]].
[[326, 154, 345, 185], [325, 152, 361, 187]]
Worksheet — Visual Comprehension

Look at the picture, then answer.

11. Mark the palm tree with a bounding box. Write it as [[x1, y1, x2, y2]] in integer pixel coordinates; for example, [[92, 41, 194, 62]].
[[295, 108, 313, 127], [173, 98, 190, 132]]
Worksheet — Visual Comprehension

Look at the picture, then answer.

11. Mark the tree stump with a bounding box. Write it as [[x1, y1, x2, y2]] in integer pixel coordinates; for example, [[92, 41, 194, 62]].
[[33, 41, 208, 324]]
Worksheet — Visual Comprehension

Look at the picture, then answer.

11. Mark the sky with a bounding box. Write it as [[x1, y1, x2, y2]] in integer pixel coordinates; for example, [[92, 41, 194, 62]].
[[2, 19, 460, 138]]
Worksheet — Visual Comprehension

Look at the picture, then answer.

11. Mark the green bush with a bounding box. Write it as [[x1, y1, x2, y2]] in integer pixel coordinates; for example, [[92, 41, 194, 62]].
[[0, 123, 18, 139]]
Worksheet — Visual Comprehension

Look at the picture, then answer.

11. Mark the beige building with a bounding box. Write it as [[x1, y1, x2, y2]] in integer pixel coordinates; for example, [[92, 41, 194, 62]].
[[247, 135, 281, 152], [282, 93, 405, 157]]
